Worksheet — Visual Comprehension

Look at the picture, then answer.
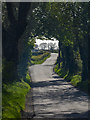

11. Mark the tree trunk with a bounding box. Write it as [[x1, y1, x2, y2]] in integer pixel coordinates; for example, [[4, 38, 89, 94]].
[[79, 45, 88, 81], [61, 49, 65, 68], [2, 3, 32, 83], [57, 40, 61, 69]]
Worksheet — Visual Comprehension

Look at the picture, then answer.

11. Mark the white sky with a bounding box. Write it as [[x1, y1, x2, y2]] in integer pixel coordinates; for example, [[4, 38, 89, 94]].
[[35, 38, 59, 49]]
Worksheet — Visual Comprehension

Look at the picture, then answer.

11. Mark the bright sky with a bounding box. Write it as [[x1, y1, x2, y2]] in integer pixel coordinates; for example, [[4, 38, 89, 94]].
[[35, 38, 59, 49]]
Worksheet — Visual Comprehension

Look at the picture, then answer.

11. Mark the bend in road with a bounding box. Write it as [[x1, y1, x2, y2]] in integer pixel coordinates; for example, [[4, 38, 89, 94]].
[[29, 53, 88, 119]]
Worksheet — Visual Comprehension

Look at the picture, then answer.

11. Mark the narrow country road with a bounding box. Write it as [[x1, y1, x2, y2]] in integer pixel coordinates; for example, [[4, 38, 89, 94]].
[[26, 53, 88, 119]]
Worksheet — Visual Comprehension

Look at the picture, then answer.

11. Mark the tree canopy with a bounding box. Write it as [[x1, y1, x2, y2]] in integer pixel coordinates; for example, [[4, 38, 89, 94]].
[[31, 2, 88, 82], [2, 2, 89, 84]]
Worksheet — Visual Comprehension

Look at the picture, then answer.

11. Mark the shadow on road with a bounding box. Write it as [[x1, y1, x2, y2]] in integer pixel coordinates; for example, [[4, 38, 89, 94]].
[[21, 111, 89, 120], [30, 77, 88, 119], [31, 78, 88, 102], [25, 53, 88, 119], [31, 79, 67, 88]]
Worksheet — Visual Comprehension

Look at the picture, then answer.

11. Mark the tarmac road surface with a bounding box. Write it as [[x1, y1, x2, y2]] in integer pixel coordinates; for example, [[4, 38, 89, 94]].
[[24, 53, 89, 119]]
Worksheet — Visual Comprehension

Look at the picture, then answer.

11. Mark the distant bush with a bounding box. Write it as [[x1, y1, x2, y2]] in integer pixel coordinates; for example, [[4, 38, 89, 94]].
[[32, 50, 45, 56], [31, 51, 50, 64]]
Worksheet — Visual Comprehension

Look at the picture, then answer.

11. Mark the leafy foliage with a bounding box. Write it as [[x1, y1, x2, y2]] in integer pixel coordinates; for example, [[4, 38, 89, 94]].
[[71, 75, 81, 86], [2, 3, 89, 119], [2, 79, 31, 118], [32, 2, 88, 83], [31, 51, 50, 64]]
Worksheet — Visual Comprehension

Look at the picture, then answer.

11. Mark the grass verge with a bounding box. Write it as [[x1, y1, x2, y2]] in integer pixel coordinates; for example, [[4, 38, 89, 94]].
[[54, 64, 88, 93], [2, 51, 50, 119], [31, 51, 50, 64], [2, 72, 31, 119]]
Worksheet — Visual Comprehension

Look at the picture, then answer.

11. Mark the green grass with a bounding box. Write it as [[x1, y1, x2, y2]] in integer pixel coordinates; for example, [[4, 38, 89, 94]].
[[54, 63, 68, 78], [2, 51, 50, 119], [71, 75, 81, 86], [54, 64, 88, 93], [2, 72, 31, 119], [31, 51, 50, 64]]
